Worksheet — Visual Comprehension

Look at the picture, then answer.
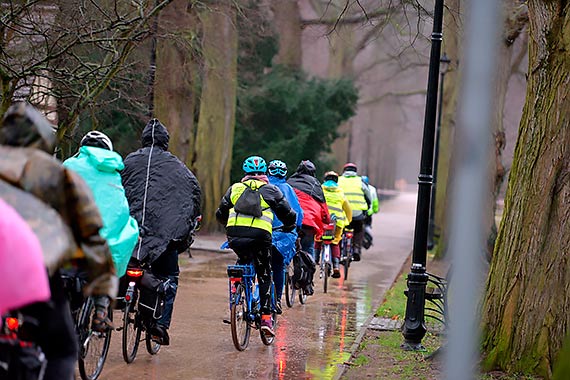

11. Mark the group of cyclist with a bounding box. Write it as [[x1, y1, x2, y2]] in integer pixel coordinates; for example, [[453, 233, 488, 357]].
[[0, 102, 379, 378], [0, 103, 201, 380], [216, 155, 379, 337]]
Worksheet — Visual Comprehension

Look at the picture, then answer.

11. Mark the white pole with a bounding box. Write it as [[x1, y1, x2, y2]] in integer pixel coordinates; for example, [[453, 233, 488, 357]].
[[445, 0, 501, 379]]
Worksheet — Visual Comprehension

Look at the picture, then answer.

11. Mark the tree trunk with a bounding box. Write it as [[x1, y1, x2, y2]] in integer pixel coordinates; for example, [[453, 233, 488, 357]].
[[481, 2, 570, 378], [433, 0, 461, 258], [271, 0, 302, 69], [154, 0, 198, 165], [194, 1, 237, 231], [327, 24, 354, 168]]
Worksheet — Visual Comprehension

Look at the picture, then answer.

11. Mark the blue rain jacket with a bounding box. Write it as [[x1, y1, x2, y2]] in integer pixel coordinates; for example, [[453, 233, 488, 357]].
[[63, 146, 139, 277], [268, 176, 304, 265]]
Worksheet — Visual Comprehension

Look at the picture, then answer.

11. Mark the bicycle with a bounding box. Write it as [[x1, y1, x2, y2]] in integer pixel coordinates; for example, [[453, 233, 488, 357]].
[[226, 263, 277, 351], [119, 263, 165, 363], [340, 228, 354, 280], [61, 272, 112, 380], [318, 222, 336, 293], [284, 240, 309, 307]]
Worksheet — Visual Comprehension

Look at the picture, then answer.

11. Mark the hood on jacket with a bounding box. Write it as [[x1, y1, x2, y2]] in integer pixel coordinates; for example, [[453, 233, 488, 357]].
[[141, 118, 169, 150], [342, 170, 358, 177], [0, 102, 56, 153], [80, 145, 124, 173], [295, 160, 316, 177], [241, 174, 269, 184]]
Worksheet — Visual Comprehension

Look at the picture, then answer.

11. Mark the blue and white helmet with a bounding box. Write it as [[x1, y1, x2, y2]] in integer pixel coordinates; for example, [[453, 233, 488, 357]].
[[243, 155, 267, 174], [268, 160, 287, 178]]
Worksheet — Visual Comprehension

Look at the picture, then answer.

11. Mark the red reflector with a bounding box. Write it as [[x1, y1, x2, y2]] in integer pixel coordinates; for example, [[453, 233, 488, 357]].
[[6, 317, 19, 331], [125, 295, 131, 301], [346, 233, 353, 238], [127, 269, 143, 278]]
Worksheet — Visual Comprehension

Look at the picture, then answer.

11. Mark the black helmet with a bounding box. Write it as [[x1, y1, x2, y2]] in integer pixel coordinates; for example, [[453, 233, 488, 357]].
[[296, 160, 316, 176], [268, 159, 287, 178]]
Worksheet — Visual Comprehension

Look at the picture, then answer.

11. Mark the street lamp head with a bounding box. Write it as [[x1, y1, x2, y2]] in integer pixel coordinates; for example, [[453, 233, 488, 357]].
[[440, 54, 451, 74]]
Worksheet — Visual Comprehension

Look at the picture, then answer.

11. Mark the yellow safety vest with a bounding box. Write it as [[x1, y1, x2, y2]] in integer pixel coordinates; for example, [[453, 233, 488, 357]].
[[226, 180, 273, 233], [338, 176, 368, 211], [322, 186, 348, 228]]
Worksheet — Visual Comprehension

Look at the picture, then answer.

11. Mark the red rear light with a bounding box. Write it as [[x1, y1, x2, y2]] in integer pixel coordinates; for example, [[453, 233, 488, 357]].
[[6, 317, 19, 331], [346, 232, 353, 238], [127, 269, 144, 278], [125, 294, 131, 301]]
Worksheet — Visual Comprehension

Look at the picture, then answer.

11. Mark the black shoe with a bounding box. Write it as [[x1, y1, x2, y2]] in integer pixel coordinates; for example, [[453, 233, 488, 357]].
[[332, 268, 341, 278], [352, 252, 361, 262], [92, 309, 114, 332], [275, 300, 283, 315], [150, 325, 170, 346]]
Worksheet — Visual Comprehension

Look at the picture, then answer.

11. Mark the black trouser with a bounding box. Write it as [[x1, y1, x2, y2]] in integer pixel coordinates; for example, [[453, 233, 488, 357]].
[[228, 235, 273, 315], [347, 218, 365, 254], [21, 271, 77, 380]]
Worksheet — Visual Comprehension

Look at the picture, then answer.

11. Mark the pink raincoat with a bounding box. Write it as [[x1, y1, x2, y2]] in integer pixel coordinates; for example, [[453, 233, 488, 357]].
[[0, 198, 50, 317]]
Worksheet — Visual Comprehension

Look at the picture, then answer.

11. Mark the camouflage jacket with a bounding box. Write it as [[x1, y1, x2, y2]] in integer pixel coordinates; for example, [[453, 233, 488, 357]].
[[0, 146, 117, 298]]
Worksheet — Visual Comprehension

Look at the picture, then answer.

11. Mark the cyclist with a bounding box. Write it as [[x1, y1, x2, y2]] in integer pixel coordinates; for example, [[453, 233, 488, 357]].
[[316, 171, 352, 278], [337, 163, 371, 262], [267, 159, 304, 313], [121, 118, 202, 346], [362, 175, 379, 222], [63, 131, 139, 280], [216, 156, 297, 337], [287, 160, 331, 262], [0, 198, 50, 318], [0, 102, 117, 380]]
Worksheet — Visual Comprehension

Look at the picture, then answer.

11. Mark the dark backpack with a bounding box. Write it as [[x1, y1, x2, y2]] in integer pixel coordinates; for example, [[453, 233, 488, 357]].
[[292, 249, 316, 290], [233, 183, 264, 217]]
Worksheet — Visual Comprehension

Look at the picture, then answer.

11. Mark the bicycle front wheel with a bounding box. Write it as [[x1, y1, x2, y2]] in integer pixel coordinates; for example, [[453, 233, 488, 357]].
[[78, 300, 112, 380], [231, 284, 251, 351], [284, 269, 296, 308], [122, 300, 141, 363]]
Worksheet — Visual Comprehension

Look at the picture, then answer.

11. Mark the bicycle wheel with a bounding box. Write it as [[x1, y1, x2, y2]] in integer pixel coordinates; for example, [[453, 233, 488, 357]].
[[284, 269, 296, 308], [146, 328, 161, 355], [78, 300, 112, 380], [122, 300, 141, 363], [343, 240, 353, 281], [299, 289, 307, 304], [231, 284, 251, 351], [260, 310, 277, 346]]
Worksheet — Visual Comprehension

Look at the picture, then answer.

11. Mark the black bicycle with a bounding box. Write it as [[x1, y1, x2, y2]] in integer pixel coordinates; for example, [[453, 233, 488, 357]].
[[61, 272, 112, 380], [340, 228, 354, 280]]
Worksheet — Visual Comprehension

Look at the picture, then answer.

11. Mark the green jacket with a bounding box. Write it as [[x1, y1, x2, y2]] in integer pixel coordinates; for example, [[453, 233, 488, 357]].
[[64, 146, 139, 277]]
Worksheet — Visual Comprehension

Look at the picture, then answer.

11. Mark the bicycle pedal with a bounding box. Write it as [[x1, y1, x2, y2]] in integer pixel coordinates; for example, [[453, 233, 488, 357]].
[[222, 319, 231, 325]]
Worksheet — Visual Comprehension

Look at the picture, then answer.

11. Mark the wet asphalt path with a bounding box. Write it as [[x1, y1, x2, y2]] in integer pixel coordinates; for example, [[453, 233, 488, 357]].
[[100, 191, 417, 379]]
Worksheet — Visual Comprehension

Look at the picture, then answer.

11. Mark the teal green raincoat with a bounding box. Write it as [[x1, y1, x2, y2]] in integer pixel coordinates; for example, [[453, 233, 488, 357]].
[[64, 146, 139, 277]]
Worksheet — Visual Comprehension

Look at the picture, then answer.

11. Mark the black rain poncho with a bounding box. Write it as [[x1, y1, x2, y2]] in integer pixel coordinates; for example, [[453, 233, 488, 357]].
[[121, 119, 201, 264], [287, 160, 326, 203]]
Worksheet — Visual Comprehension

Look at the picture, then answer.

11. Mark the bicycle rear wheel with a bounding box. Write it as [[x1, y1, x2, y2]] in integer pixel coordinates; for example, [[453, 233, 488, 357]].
[[284, 269, 296, 308], [260, 310, 277, 346], [78, 300, 112, 380], [231, 284, 251, 351], [122, 300, 141, 363]]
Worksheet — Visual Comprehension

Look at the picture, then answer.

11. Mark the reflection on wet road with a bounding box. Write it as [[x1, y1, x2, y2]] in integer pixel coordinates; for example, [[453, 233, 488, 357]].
[[102, 192, 416, 379]]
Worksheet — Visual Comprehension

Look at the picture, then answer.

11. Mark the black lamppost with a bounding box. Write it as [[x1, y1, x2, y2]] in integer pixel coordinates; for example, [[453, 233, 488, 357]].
[[427, 53, 451, 250], [401, 0, 445, 351]]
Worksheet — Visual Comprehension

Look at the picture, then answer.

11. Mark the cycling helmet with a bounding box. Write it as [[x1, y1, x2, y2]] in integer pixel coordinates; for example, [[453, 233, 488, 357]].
[[268, 160, 288, 178], [343, 162, 357, 172], [362, 175, 369, 184], [80, 130, 113, 151], [243, 155, 267, 174], [323, 171, 339, 183]]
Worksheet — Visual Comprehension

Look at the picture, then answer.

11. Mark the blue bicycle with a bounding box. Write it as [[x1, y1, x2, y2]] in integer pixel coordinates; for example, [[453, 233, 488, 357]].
[[227, 263, 277, 351]]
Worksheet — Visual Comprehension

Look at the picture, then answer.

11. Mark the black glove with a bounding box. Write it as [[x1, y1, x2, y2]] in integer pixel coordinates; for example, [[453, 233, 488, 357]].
[[283, 224, 296, 233]]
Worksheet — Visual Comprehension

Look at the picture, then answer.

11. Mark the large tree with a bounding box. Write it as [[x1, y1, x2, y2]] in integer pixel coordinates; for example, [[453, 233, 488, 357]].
[[481, 1, 570, 378], [193, 0, 238, 231]]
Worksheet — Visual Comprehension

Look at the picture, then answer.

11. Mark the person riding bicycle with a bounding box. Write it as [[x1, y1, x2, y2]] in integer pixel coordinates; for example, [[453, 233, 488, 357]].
[[216, 156, 297, 337], [267, 159, 304, 313], [63, 131, 139, 280], [0, 102, 117, 380], [337, 163, 371, 262], [287, 160, 331, 263], [317, 171, 352, 278], [121, 118, 202, 346]]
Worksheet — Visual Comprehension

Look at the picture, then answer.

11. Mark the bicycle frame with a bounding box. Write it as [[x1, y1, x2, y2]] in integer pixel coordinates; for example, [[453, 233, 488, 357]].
[[227, 264, 258, 322]]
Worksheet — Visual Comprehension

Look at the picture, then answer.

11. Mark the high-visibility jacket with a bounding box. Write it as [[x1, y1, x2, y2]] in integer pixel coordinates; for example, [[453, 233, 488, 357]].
[[322, 185, 352, 229], [226, 179, 274, 233], [338, 175, 368, 211]]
